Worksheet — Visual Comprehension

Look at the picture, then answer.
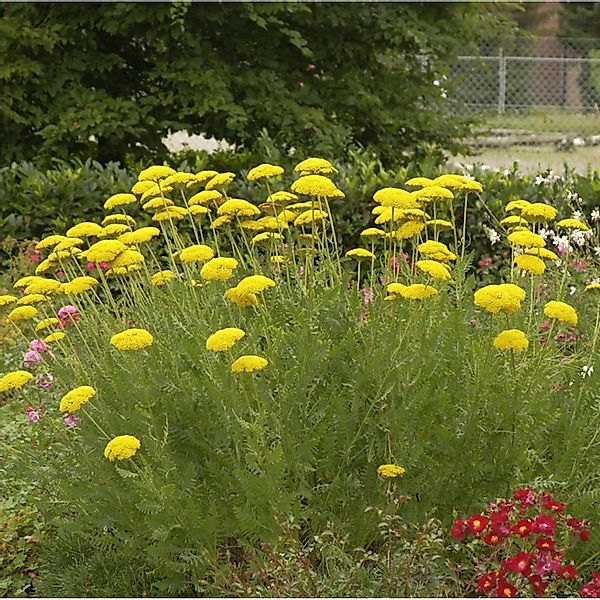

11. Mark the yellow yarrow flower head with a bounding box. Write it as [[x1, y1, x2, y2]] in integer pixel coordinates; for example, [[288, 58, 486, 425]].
[[401, 284, 438, 300], [200, 257, 238, 282], [521, 203, 558, 223], [417, 240, 457, 262], [138, 165, 176, 182], [210, 215, 233, 229], [152, 206, 187, 222], [236, 275, 276, 295], [44, 332, 66, 343], [377, 464, 406, 478], [102, 214, 136, 226], [35, 317, 59, 332], [557, 218, 589, 231], [17, 294, 48, 305], [405, 176, 434, 188], [500, 215, 529, 228], [386, 282, 408, 297], [104, 193, 137, 210], [432, 174, 468, 191], [59, 386, 96, 413], [188, 190, 222, 206], [54, 238, 83, 252], [179, 244, 214, 263], [7, 305, 38, 322], [294, 157, 338, 177], [474, 284, 526, 316], [291, 175, 344, 199], [206, 327, 246, 352], [493, 329, 529, 352], [257, 216, 288, 230], [188, 205, 210, 218], [266, 191, 298, 205], [0, 295, 18, 306], [360, 227, 386, 238], [108, 250, 145, 270], [195, 170, 220, 185], [86, 240, 128, 263], [585, 282, 600, 292], [66, 222, 104, 238], [224, 287, 259, 308], [13, 276, 41, 289], [62, 276, 99, 295], [131, 180, 158, 195], [345, 248, 376, 261], [544, 300, 578, 326], [98, 224, 132, 238], [414, 185, 454, 203], [416, 259, 451, 280], [110, 328, 154, 351], [505, 199, 531, 213], [150, 270, 175, 286], [525, 247, 559, 261], [426, 219, 454, 230], [231, 355, 268, 373], [217, 199, 260, 217], [104, 435, 141, 461], [162, 172, 197, 188], [205, 172, 236, 190], [247, 163, 284, 181], [507, 230, 546, 249], [251, 232, 283, 245], [35, 234, 68, 250], [0, 370, 33, 392], [294, 209, 328, 227], [389, 220, 426, 240], [515, 254, 546, 276], [373, 187, 419, 209], [118, 227, 160, 245]]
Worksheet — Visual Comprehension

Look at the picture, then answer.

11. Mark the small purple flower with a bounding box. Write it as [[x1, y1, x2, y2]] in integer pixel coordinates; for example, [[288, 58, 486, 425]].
[[23, 350, 42, 370], [35, 373, 54, 390], [29, 338, 49, 353], [26, 407, 40, 424], [63, 414, 80, 428]]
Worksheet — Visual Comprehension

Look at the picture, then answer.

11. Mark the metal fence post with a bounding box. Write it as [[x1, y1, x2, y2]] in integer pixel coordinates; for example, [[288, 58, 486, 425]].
[[498, 48, 506, 115]]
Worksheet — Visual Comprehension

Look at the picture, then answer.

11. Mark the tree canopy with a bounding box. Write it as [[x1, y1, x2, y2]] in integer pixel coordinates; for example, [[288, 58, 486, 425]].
[[0, 2, 507, 166]]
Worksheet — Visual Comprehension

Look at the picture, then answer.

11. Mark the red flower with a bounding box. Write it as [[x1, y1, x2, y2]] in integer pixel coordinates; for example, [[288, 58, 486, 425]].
[[450, 518, 465, 541], [478, 572, 498, 593], [559, 564, 577, 580], [535, 537, 556, 552], [533, 514, 556, 535], [466, 514, 489, 535], [483, 532, 503, 546], [494, 580, 518, 598], [512, 518, 533, 537], [529, 574, 548, 596], [505, 551, 533, 576], [580, 528, 590, 542], [535, 555, 561, 577], [513, 488, 536, 507], [539, 493, 565, 512]]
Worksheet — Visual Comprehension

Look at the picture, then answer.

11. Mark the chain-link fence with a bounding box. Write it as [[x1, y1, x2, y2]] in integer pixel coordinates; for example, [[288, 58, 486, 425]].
[[449, 37, 600, 121]]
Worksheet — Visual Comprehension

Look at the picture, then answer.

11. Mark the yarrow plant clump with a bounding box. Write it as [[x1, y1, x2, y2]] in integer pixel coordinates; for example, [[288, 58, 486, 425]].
[[450, 488, 589, 597]]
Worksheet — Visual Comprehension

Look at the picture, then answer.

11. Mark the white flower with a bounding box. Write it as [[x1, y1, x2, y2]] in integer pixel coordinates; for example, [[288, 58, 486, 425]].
[[539, 227, 555, 241], [572, 210, 584, 220], [569, 285, 577, 296], [484, 225, 501, 245], [554, 235, 571, 254], [591, 208, 600, 223], [582, 365, 594, 377], [570, 230, 587, 247]]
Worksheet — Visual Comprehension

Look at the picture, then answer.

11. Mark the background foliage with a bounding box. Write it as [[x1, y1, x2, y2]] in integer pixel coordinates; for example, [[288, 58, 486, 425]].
[[0, 1, 510, 167]]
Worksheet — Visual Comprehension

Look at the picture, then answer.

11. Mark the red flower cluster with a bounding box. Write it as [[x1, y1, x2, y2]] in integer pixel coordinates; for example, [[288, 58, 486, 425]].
[[450, 488, 589, 597], [581, 572, 600, 597]]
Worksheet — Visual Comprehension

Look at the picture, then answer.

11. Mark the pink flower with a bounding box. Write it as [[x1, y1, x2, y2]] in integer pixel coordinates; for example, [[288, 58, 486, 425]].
[[57, 305, 80, 327], [23, 350, 42, 370], [574, 260, 588, 271], [86, 261, 109, 272], [29, 338, 49, 353], [35, 373, 54, 390], [63, 414, 80, 428], [26, 407, 40, 424], [540, 320, 551, 332], [361, 287, 375, 306], [28, 249, 41, 264], [478, 257, 493, 268]]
